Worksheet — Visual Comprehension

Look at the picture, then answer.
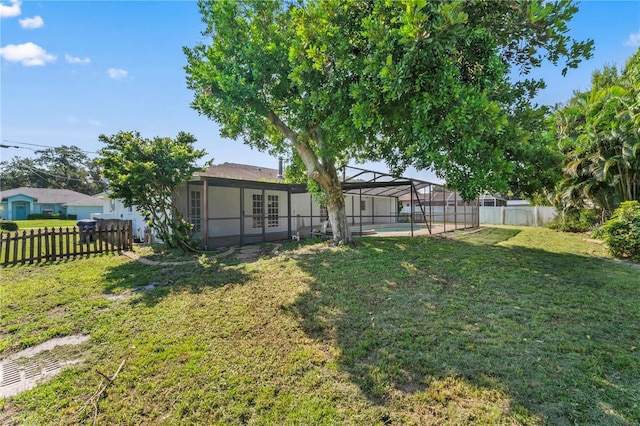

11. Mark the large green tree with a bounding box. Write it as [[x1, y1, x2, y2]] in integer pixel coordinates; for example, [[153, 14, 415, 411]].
[[185, 0, 592, 244], [98, 131, 206, 252], [0, 146, 102, 195], [554, 49, 640, 218]]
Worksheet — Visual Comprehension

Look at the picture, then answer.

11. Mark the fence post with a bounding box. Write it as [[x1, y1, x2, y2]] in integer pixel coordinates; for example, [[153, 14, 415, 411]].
[[128, 220, 133, 250], [12, 231, 19, 265], [97, 225, 103, 253], [20, 230, 27, 265], [29, 229, 36, 265], [64, 227, 70, 258], [3, 232, 11, 265], [79, 226, 84, 257], [57, 227, 63, 259], [50, 227, 57, 261], [116, 224, 122, 251]]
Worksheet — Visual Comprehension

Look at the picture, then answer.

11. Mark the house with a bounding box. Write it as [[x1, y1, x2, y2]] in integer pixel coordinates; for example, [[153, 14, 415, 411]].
[[0, 187, 103, 220], [99, 161, 479, 248], [399, 189, 473, 208], [93, 196, 148, 242], [175, 162, 479, 248], [479, 193, 507, 207], [175, 162, 400, 247]]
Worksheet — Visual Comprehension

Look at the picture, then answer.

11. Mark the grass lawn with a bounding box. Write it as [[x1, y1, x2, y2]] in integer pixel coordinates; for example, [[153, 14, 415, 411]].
[[8, 219, 80, 230], [0, 226, 638, 424]]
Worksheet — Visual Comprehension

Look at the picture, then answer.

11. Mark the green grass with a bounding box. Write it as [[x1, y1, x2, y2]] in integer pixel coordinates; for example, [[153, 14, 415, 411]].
[[10, 219, 79, 229], [1, 226, 638, 424]]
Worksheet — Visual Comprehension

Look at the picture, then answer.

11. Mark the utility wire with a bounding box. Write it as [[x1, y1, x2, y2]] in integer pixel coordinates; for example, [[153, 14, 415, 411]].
[[18, 163, 98, 184], [2, 139, 98, 155]]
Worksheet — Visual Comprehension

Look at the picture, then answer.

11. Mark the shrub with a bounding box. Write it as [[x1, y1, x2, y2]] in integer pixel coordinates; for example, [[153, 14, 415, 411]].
[[67, 214, 78, 220], [27, 213, 66, 220], [593, 201, 640, 261], [548, 208, 602, 233], [0, 221, 19, 231]]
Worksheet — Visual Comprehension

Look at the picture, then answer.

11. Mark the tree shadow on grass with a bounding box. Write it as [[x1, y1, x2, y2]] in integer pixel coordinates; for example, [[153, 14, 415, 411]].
[[100, 255, 255, 308], [286, 228, 640, 424]]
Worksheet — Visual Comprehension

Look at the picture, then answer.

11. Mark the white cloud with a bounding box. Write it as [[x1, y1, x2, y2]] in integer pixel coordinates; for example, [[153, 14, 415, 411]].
[[0, 42, 56, 66], [65, 54, 90, 64], [67, 116, 104, 127], [624, 30, 640, 47], [107, 68, 128, 80], [0, 0, 21, 18], [19, 15, 43, 29]]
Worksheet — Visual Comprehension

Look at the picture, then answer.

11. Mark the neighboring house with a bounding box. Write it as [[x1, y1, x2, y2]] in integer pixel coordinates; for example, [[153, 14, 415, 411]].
[[0, 187, 103, 220], [479, 193, 507, 207], [400, 190, 477, 210]]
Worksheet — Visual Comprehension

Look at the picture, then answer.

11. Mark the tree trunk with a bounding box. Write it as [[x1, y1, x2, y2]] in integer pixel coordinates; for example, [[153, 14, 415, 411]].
[[324, 172, 352, 245], [265, 112, 353, 245]]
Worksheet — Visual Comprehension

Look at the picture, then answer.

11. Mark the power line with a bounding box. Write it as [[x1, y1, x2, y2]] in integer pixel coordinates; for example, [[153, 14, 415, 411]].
[[19, 163, 96, 184], [1, 139, 99, 155]]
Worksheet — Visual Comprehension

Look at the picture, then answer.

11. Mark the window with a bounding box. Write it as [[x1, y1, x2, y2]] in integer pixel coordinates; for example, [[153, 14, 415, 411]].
[[190, 191, 202, 232], [252, 194, 263, 228], [267, 195, 279, 227], [42, 204, 54, 215], [360, 200, 366, 211]]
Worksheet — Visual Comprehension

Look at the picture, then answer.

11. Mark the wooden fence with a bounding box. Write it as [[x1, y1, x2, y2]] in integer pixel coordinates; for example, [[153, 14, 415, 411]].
[[0, 221, 133, 266]]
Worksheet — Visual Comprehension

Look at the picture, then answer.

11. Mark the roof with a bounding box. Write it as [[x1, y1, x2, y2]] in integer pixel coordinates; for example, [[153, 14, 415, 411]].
[[195, 163, 283, 182], [193, 163, 477, 204], [0, 187, 103, 207], [341, 166, 443, 199]]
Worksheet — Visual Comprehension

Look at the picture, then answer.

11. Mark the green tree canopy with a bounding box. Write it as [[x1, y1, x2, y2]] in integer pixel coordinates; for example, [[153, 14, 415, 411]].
[[553, 48, 640, 217], [98, 131, 206, 251], [0, 146, 102, 195], [185, 0, 592, 244]]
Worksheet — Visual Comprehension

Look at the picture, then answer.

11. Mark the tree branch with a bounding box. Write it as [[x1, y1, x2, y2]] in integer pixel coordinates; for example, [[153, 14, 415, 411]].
[[76, 359, 126, 425]]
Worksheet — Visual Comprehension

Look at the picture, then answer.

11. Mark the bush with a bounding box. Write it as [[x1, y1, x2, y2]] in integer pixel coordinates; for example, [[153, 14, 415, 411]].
[[593, 201, 640, 261], [27, 213, 66, 220], [548, 208, 602, 233], [67, 214, 78, 220], [0, 221, 19, 231]]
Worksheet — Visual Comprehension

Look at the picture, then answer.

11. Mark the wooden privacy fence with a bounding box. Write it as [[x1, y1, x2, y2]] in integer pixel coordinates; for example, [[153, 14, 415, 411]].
[[0, 221, 133, 266]]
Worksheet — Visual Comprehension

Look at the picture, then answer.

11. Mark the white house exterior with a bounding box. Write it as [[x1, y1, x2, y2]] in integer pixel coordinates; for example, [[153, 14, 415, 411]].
[[94, 196, 149, 241], [99, 162, 479, 249], [179, 163, 400, 248]]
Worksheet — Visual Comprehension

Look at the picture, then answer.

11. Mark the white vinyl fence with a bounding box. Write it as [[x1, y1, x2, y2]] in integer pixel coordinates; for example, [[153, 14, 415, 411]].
[[480, 206, 557, 227]]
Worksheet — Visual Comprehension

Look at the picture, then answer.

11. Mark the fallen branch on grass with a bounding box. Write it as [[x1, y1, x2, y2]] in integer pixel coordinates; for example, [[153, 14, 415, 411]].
[[76, 359, 126, 425]]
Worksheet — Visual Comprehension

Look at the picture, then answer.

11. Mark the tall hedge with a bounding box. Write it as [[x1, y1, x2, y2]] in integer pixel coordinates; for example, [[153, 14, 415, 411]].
[[594, 201, 640, 261]]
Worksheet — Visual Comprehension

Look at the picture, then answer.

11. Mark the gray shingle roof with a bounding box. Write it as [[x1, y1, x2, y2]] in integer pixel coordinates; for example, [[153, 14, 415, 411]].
[[194, 162, 283, 182], [0, 187, 103, 207]]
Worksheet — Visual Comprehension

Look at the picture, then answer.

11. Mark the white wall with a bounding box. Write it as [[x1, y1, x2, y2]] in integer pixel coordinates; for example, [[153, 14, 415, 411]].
[[480, 206, 557, 226], [96, 196, 146, 238], [209, 186, 241, 237], [67, 206, 103, 220]]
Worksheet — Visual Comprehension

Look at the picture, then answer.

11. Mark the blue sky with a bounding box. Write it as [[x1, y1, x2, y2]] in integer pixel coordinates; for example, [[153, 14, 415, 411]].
[[1, 0, 640, 183]]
